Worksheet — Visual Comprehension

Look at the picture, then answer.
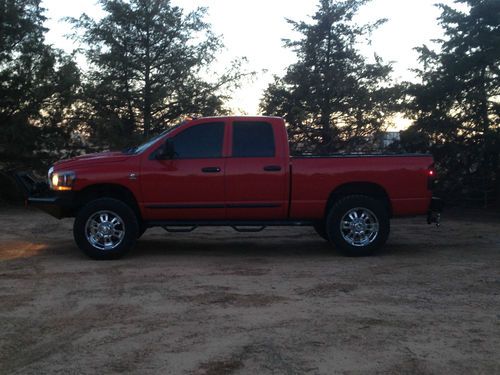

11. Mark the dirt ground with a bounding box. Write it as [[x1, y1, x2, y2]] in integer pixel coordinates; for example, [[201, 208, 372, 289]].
[[0, 208, 499, 375]]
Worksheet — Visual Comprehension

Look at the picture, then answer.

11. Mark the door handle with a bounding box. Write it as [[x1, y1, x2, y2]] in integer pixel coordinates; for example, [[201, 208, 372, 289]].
[[201, 167, 221, 173], [263, 165, 282, 172]]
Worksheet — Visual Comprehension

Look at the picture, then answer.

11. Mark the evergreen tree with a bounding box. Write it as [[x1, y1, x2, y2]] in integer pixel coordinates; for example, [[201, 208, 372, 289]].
[[260, 0, 398, 154], [0, 0, 80, 162], [70, 0, 247, 145], [403, 0, 500, 205]]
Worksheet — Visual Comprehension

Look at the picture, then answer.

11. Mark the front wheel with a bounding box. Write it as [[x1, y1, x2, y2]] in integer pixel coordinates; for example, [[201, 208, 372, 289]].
[[74, 198, 139, 260], [326, 195, 390, 256]]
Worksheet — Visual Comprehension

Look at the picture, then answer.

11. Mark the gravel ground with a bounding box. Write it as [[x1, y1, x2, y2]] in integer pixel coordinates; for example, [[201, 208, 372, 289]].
[[0, 207, 499, 374]]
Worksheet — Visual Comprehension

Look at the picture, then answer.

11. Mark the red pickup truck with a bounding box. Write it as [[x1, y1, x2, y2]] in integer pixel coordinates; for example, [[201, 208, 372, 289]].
[[17, 116, 442, 259]]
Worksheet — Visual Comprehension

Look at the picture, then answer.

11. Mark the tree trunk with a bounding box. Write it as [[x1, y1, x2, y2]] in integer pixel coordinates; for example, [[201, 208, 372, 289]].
[[479, 66, 490, 207], [143, 22, 151, 137], [123, 49, 135, 137], [143, 71, 151, 137], [320, 26, 334, 152]]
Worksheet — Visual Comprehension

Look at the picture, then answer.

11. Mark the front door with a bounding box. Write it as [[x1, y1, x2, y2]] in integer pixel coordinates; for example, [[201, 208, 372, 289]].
[[140, 121, 228, 221]]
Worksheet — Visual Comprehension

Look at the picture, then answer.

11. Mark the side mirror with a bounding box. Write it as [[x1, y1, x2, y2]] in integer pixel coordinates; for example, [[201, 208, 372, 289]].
[[156, 139, 176, 160]]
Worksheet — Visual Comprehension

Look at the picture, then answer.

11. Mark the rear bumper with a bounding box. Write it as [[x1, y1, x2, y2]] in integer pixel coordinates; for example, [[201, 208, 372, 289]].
[[427, 197, 443, 226], [14, 172, 75, 219]]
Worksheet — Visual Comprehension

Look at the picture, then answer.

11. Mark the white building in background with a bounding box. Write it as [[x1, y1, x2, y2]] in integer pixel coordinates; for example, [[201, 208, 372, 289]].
[[379, 131, 401, 149]]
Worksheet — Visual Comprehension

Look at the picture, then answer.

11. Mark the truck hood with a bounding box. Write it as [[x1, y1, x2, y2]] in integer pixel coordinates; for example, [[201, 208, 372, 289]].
[[53, 151, 132, 169]]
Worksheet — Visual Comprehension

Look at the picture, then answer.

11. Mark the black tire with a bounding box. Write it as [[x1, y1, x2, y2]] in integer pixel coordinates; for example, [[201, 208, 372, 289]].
[[74, 198, 139, 260], [313, 221, 329, 241], [326, 195, 390, 257]]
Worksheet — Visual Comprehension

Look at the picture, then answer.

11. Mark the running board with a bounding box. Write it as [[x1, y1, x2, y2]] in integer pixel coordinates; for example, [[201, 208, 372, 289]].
[[147, 220, 314, 229], [231, 226, 266, 233], [162, 226, 198, 233]]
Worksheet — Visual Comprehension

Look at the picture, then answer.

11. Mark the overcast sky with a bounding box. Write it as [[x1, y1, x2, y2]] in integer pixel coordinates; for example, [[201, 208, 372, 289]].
[[42, 0, 458, 128]]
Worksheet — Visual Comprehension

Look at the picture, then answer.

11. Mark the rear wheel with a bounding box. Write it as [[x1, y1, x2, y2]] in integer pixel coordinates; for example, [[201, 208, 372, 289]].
[[326, 195, 389, 256], [74, 198, 138, 260]]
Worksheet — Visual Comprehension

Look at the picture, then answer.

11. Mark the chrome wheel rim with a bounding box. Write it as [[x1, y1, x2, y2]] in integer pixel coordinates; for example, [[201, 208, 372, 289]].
[[340, 207, 379, 247], [85, 210, 125, 251]]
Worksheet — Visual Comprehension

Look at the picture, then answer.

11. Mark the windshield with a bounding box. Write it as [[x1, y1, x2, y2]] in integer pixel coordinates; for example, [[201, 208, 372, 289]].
[[122, 122, 184, 155]]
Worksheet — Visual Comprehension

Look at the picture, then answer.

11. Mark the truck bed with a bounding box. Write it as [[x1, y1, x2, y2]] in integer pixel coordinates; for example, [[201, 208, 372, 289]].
[[289, 154, 434, 219]]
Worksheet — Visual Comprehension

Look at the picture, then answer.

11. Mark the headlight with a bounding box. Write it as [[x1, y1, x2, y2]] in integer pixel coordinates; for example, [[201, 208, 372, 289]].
[[49, 168, 76, 191]]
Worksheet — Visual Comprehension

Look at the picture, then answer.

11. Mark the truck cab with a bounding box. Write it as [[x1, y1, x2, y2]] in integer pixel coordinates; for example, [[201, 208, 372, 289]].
[[140, 117, 290, 221]]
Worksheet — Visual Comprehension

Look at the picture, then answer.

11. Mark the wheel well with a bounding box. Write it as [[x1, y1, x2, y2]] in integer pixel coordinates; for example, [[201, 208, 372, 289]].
[[325, 182, 392, 218], [74, 184, 142, 221]]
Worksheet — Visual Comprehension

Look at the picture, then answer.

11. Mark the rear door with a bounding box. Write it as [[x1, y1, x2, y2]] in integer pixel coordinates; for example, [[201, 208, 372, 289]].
[[225, 120, 288, 220]]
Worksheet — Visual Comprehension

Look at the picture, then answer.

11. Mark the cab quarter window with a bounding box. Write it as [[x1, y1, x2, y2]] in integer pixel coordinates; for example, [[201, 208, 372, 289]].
[[232, 121, 275, 157], [171, 122, 225, 158]]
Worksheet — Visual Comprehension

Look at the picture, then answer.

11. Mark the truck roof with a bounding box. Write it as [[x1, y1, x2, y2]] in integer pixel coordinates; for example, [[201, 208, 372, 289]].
[[191, 115, 283, 122]]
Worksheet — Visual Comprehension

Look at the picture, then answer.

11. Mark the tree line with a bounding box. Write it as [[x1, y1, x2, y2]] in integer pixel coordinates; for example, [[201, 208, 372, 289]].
[[0, 0, 247, 162], [0, 0, 498, 205]]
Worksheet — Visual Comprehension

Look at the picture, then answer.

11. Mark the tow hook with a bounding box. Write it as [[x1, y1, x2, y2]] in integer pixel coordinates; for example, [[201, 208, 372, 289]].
[[427, 211, 441, 227], [427, 197, 443, 228]]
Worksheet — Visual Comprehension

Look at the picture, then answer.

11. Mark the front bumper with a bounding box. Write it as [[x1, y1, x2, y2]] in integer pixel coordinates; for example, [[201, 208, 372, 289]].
[[427, 197, 444, 226], [26, 194, 75, 219], [14, 172, 75, 219]]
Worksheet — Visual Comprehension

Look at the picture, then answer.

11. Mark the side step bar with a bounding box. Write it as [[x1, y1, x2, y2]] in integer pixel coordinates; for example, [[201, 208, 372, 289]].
[[148, 220, 314, 230], [231, 226, 266, 233], [162, 226, 198, 233], [161, 225, 268, 233]]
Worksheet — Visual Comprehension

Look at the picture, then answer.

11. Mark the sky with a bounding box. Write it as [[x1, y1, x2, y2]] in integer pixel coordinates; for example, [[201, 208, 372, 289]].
[[41, 0, 458, 129]]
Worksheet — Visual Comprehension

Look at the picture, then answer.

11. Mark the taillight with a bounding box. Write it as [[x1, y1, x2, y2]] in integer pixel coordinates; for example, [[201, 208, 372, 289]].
[[427, 164, 437, 190]]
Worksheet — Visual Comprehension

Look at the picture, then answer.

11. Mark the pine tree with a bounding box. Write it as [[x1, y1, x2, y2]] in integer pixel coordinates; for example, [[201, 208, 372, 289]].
[[260, 0, 398, 154], [404, 0, 500, 205], [0, 0, 80, 161], [71, 0, 247, 144]]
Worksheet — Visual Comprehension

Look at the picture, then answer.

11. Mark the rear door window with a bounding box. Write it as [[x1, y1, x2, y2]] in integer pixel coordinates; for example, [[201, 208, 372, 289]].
[[232, 121, 275, 157]]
